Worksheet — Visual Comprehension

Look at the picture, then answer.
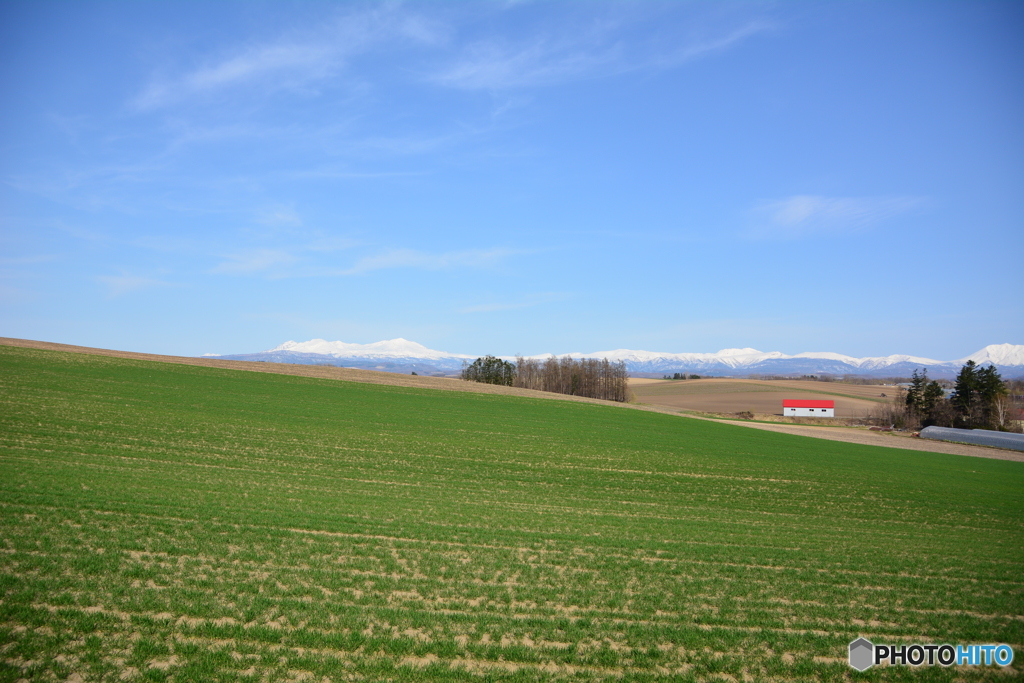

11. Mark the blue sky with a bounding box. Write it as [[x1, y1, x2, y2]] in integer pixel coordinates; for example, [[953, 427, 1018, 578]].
[[1, 1, 1022, 359]]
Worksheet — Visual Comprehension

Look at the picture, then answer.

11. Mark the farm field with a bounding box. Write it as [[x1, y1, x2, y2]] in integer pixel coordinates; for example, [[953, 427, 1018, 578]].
[[1, 344, 1022, 682], [629, 378, 890, 419], [0, 338, 590, 403]]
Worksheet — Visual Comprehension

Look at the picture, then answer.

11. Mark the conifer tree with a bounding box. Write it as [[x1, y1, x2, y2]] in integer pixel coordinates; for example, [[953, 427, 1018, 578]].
[[921, 380, 945, 418], [906, 369, 927, 412], [951, 360, 979, 421], [951, 361, 1007, 428], [905, 368, 946, 426]]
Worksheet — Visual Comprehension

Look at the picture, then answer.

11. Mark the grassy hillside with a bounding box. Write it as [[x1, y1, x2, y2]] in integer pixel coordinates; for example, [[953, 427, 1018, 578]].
[[1, 345, 1021, 681]]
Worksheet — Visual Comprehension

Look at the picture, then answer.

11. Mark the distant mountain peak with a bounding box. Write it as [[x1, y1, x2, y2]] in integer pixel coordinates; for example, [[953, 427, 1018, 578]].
[[211, 340, 1024, 378], [961, 343, 1024, 366], [270, 338, 474, 360]]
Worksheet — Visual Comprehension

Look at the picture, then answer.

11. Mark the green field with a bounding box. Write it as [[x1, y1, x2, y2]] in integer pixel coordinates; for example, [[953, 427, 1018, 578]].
[[1, 345, 1022, 682]]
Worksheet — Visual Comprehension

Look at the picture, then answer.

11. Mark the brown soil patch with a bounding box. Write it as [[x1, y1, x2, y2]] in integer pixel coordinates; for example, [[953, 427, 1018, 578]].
[[627, 377, 666, 386], [630, 378, 887, 418], [400, 653, 439, 668], [632, 377, 894, 399]]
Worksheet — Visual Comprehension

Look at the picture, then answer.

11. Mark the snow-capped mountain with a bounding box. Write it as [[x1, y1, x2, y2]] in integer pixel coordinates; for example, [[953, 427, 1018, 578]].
[[547, 347, 950, 374], [208, 341, 1024, 378], [213, 338, 473, 374], [961, 343, 1024, 367], [546, 347, 947, 370], [543, 344, 1024, 377], [273, 338, 474, 362]]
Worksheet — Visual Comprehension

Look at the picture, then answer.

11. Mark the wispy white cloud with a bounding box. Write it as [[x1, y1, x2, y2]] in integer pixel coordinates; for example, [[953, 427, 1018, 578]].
[[340, 247, 520, 276], [210, 248, 299, 275], [429, 15, 772, 91], [6, 163, 168, 215], [133, 5, 772, 106], [749, 195, 926, 239], [430, 36, 621, 91], [132, 7, 448, 111], [657, 21, 774, 68], [97, 274, 176, 298], [256, 205, 303, 228], [135, 44, 336, 110], [209, 233, 365, 277], [0, 254, 60, 267]]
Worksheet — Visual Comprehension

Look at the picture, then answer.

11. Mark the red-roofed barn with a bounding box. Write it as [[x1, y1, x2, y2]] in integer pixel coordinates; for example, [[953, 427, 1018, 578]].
[[783, 399, 834, 417]]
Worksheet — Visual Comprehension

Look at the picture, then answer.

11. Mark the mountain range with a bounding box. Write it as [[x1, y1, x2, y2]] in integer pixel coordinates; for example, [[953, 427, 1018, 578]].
[[208, 340, 1024, 379]]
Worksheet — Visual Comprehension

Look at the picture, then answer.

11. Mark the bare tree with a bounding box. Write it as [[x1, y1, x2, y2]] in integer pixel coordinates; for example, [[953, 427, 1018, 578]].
[[870, 388, 921, 430], [512, 355, 630, 402], [991, 394, 1023, 433]]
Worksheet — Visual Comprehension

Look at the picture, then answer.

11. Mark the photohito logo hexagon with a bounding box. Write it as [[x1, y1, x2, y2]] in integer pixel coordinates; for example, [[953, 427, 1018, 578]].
[[849, 637, 874, 671]]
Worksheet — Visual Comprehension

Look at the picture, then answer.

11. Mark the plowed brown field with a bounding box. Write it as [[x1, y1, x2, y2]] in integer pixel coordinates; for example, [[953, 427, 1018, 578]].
[[630, 377, 890, 418]]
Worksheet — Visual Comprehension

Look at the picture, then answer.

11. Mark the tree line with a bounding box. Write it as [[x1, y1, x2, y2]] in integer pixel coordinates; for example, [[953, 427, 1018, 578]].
[[461, 355, 631, 402], [889, 361, 1021, 432], [460, 355, 516, 386]]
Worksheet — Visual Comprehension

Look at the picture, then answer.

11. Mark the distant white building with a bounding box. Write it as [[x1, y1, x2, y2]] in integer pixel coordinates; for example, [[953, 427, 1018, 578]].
[[783, 399, 835, 417]]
